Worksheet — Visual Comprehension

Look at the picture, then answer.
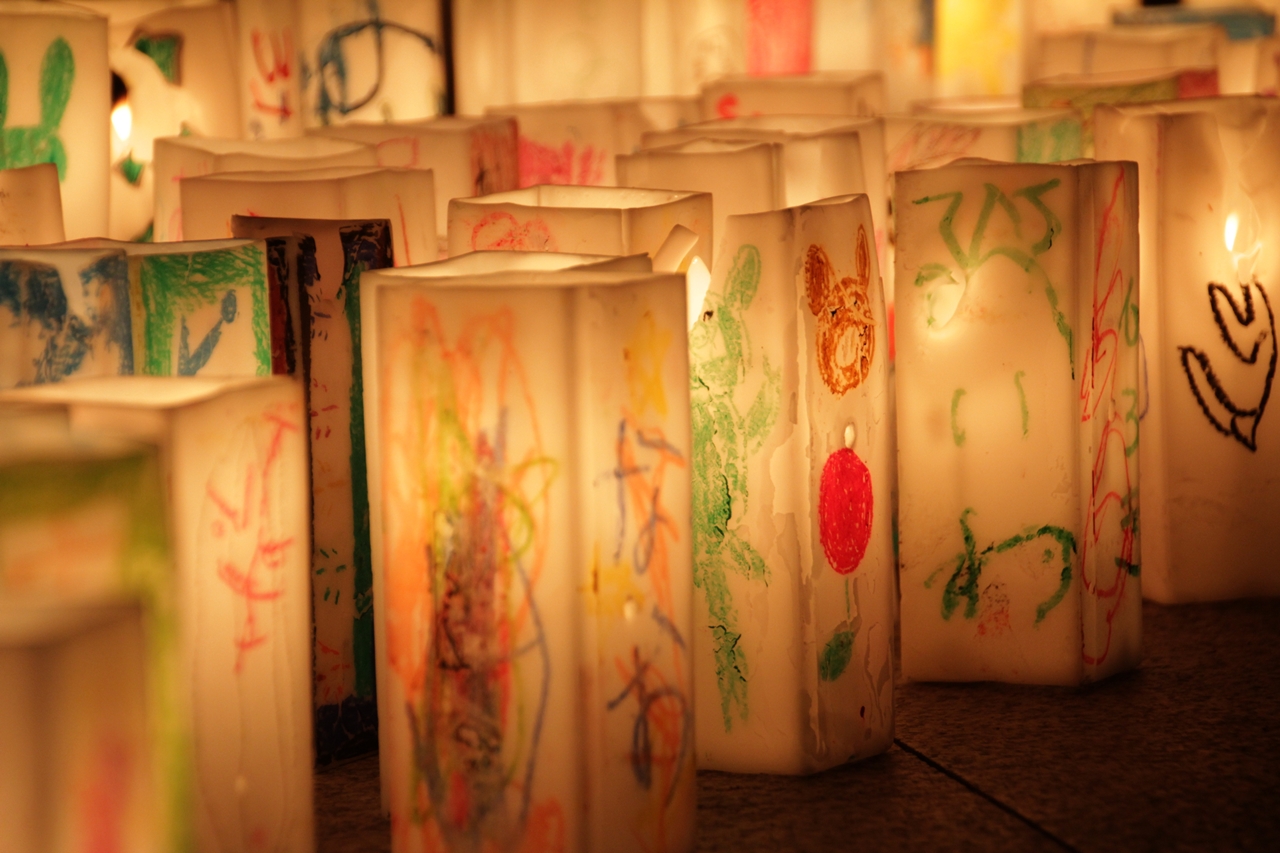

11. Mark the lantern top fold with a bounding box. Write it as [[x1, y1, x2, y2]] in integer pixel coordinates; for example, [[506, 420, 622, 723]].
[[910, 96, 1024, 115], [458, 184, 707, 211], [373, 250, 652, 278], [2, 1, 101, 20], [195, 164, 404, 185], [900, 106, 1080, 126], [154, 134, 373, 162], [371, 267, 683, 294], [1028, 66, 1218, 89], [1115, 6, 1276, 40], [60, 236, 254, 255], [0, 375, 286, 409]]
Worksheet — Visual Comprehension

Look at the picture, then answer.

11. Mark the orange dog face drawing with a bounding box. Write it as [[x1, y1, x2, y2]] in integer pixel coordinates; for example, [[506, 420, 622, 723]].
[[804, 225, 876, 395]]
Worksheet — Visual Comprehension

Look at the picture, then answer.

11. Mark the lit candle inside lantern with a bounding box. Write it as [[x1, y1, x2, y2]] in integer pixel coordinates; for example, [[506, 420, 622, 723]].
[[1, 376, 316, 853], [1095, 96, 1280, 601], [688, 194, 895, 772], [895, 158, 1143, 684], [369, 267, 694, 851]]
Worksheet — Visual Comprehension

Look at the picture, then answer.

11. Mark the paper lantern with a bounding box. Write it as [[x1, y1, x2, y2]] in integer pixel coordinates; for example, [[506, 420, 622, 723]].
[[106, 2, 244, 241], [934, 0, 1024, 98], [66, 238, 277, 379], [699, 72, 885, 121], [236, 0, 305, 139], [296, 0, 445, 127], [617, 140, 782, 267], [866, 0, 936, 111], [0, 433, 173, 853], [0, 163, 66, 245], [1095, 96, 1280, 601], [1023, 67, 1220, 154], [371, 267, 694, 851], [153, 136, 378, 242], [687, 194, 894, 772], [0, 2, 110, 240], [310, 116, 519, 239], [1114, 5, 1279, 96], [230, 214, 394, 761], [1033, 25, 1222, 83], [0, 246, 132, 389], [1, 375, 315, 852], [448, 185, 712, 268], [180, 165, 437, 266], [895, 158, 1142, 684], [489, 99, 651, 188], [886, 107, 1084, 173]]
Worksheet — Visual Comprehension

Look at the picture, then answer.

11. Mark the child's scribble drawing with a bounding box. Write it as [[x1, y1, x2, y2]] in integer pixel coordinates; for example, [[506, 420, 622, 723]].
[[0, 38, 74, 179], [690, 245, 780, 730], [1179, 280, 1276, 452], [913, 178, 1074, 374], [804, 226, 876, 395]]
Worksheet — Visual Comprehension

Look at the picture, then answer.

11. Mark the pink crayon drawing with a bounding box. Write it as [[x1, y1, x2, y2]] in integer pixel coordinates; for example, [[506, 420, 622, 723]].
[[470, 211, 557, 252]]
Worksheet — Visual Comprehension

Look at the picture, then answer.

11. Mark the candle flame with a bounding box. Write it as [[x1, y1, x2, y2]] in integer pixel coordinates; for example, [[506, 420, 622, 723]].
[[111, 100, 132, 144], [687, 255, 711, 331], [1225, 212, 1240, 254]]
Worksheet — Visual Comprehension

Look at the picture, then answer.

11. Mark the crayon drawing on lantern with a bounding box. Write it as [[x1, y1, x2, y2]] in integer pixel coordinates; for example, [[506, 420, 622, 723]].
[[0, 38, 74, 179]]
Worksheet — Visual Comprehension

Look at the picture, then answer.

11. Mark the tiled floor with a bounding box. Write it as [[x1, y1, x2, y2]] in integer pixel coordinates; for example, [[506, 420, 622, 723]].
[[317, 599, 1280, 851]]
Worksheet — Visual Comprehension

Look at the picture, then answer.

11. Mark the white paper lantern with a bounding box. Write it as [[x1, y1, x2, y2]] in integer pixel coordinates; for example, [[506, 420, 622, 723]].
[[0, 2, 110, 240], [0, 163, 66, 245], [1095, 96, 1280, 601], [699, 72, 884, 121], [688, 194, 895, 772], [895, 158, 1142, 685]]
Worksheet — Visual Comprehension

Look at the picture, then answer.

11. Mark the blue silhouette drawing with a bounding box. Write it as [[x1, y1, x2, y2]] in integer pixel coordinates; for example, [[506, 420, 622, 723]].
[[178, 290, 237, 376], [0, 38, 74, 179]]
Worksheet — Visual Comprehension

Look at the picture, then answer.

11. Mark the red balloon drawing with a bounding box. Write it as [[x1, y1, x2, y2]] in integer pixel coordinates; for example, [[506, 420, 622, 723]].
[[819, 447, 873, 574]]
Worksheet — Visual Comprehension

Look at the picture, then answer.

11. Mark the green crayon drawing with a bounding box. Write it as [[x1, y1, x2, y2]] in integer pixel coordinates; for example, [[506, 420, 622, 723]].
[[1016, 118, 1083, 164], [0, 38, 74, 180], [931, 508, 1075, 626], [913, 179, 1075, 375], [133, 33, 182, 84], [950, 388, 967, 447], [1014, 371, 1029, 437], [818, 630, 854, 682], [689, 244, 780, 731]]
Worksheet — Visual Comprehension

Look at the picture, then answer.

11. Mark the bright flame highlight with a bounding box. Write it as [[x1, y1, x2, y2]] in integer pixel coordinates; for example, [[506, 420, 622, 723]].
[[687, 255, 712, 331], [111, 101, 132, 143], [1225, 212, 1240, 253]]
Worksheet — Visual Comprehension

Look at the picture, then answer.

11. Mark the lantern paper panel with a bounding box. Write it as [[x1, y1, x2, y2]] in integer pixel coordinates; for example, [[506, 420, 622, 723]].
[[1095, 97, 1280, 602], [0, 163, 66, 245], [886, 108, 1084, 174], [1023, 67, 1221, 154], [1033, 25, 1222, 84], [0, 2, 110, 240], [934, 0, 1024, 98], [1114, 5, 1279, 95], [2, 375, 316, 853], [489, 99, 654, 188], [447, 185, 712, 268], [152, 136, 378, 242], [65, 238, 276, 379], [236, 0, 306, 139], [895, 159, 1142, 685], [181, 165, 436, 266], [688, 195, 894, 772], [231, 214, 394, 761], [373, 269, 694, 853], [617, 140, 783, 268], [0, 247, 132, 390], [865, 0, 936, 112], [310, 116, 520, 238], [0, 433, 175, 852], [699, 72, 885, 121], [107, 2, 244, 241], [296, 0, 445, 127]]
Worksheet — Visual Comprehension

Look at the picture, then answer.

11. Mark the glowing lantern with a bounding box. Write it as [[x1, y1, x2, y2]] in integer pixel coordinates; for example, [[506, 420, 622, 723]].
[[0, 246, 131, 389], [309, 116, 520, 240], [489, 98, 655, 188], [152, 136, 378, 243], [236, 0, 305, 139], [0, 2, 110, 240], [1033, 25, 1222, 84], [1095, 96, 1280, 601], [700, 72, 885, 120], [895, 158, 1142, 684], [934, 0, 1024, 98], [886, 107, 1084, 173], [1, 375, 315, 852], [687, 194, 894, 772], [231, 214, 394, 761], [0, 163, 66, 245], [180, 165, 437, 266], [1114, 5, 1280, 95], [371, 267, 694, 851]]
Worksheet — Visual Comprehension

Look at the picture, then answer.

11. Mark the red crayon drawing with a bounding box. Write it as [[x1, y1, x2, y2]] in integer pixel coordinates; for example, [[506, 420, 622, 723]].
[[746, 0, 813, 75], [470, 211, 557, 252], [818, 447, 873, 575], [517, 135, 606, 187]]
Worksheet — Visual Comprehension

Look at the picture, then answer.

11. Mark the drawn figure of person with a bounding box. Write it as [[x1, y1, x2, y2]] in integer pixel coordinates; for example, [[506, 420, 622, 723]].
[[178, 289, 238, 376], [0, 38, 74, 179]]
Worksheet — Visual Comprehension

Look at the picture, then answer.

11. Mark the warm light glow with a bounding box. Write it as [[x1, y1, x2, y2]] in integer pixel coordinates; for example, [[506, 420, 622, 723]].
[[687, 255, 711, 330], [1225, 212, 1240, 253], [111, 101, 132, 144]]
